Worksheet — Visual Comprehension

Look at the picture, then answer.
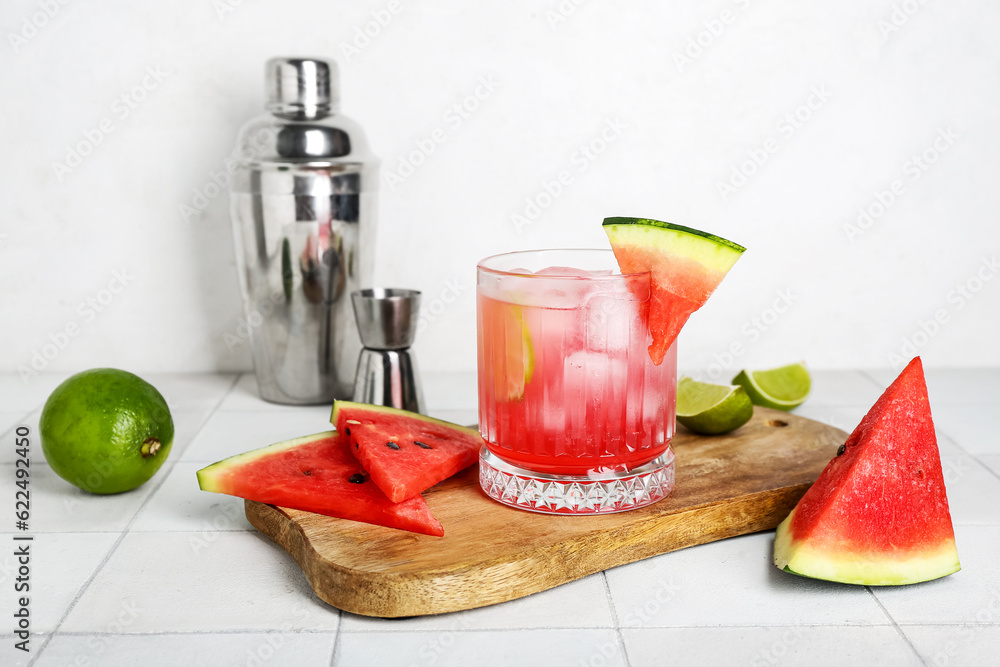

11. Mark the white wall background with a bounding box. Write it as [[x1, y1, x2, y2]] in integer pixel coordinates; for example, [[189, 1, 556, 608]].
[[2, 0, 998, 380]]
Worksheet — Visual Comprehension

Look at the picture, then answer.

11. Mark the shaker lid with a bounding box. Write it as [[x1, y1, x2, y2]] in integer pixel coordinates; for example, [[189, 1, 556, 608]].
[[266, 57, 339, 117]]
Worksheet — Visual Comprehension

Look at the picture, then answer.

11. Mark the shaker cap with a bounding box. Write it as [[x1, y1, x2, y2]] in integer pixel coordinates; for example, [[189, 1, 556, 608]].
[[266, 57, 339, 117]]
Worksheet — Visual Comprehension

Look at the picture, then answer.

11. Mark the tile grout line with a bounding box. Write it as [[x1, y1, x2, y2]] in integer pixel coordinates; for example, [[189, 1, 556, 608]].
[[857, 369, 887, 392], [26, 373, 244, 666], [328, 609, 343, 667], [7, 409, 37, 431], [17, 622, 943, 637], [972, 454, 1000, 484], [602, 571, 633, 667], [865, 587, 928, 667], [861, 370, 1000, 482], [331, 622, 909, 632], [934, 425, 1000, 486], [860, 369, 1000, 406]]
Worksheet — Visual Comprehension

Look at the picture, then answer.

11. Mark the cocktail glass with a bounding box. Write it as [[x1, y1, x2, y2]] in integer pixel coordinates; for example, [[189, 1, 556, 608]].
[[477, 249, 676, 514]]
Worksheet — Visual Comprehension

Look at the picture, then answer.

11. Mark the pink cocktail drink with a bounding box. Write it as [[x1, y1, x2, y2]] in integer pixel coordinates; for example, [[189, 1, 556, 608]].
[[477, 249, 676, 514]]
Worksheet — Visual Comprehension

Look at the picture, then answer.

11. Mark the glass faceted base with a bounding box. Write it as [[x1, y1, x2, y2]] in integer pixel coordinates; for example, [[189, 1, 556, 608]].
[[478, 446, 675, 515]]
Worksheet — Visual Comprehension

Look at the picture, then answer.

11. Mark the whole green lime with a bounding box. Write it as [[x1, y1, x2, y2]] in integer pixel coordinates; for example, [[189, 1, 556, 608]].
[[40, 368, 174, 494]]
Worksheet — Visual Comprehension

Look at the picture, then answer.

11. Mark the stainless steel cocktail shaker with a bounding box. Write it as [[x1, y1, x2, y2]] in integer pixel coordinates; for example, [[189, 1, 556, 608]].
[[230, 57, 378, 404]]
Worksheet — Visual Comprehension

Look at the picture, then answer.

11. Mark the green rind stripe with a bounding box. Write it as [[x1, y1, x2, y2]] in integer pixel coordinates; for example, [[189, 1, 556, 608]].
[[774, 509, 961, 586], [603, 216, 747, 253], [330, 400, 481, 437], [196, 430, 336, 493], [781, 558, 961, 586], [604, 222, 745, 277]]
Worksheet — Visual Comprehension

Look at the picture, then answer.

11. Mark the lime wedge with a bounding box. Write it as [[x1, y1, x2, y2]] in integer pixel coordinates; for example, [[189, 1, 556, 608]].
[[491, 304, 534, 401], [732, 362, 811, 411], [676, 376, 754, 435]]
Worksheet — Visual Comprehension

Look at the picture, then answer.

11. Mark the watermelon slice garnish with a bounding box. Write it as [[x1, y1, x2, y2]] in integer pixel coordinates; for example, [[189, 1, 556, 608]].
[[331, 401, 484, 504], [773, 357, 960, 585], [603, 217, 745, 365], [196, 430, 444, 537]]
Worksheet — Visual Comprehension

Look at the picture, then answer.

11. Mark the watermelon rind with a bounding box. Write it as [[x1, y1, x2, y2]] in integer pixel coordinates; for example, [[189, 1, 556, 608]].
[[196, 432, 322, 494], [774, 507, 960, 586], [331, 401, 482, 440], [603, 216, 747, 267]]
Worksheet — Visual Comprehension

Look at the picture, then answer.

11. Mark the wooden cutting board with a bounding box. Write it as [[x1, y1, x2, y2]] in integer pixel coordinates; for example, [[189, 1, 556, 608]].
[[245, 408, 846, 617]]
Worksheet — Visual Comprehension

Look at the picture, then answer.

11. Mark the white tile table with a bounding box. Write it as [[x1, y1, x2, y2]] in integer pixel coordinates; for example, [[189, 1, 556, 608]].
[[0, 369, 997, 667]]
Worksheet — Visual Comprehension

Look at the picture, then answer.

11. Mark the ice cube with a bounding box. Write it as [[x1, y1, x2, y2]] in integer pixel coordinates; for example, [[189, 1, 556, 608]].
[[517, 269, 592, 309], [535, 265, 593, 278], [562, 349, 629, 428], [488, 266, 622, 310], [534, 266, 617, 278], [581, 279, 641, 354]]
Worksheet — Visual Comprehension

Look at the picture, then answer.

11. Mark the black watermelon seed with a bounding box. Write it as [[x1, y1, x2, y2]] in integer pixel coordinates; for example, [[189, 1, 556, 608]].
[[414, 441, 432, 449], [349, 473, 366, 484], [386, 441, 400, 450], [302, 470, 312, 476], [344, 428, 351, 436], [837, 444, 846, 456]]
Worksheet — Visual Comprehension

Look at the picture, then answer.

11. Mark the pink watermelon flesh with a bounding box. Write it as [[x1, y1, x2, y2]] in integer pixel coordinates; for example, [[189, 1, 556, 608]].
[[775, 356, 959, 584], [196, 430, 444, 537], [331, 401, 484, 504], [612, 245, 725, 364]]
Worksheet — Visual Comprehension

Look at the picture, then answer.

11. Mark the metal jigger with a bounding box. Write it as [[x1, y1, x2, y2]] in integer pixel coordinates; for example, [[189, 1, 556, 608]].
[[351, 288, 424, 413]]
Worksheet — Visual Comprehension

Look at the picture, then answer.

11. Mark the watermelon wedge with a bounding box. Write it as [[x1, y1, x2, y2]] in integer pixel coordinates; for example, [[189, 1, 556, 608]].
[[196, 431, 444, 537], [331, 401, 484, 503], [603, 217, 745, 365], [773, 357, 960, 585]]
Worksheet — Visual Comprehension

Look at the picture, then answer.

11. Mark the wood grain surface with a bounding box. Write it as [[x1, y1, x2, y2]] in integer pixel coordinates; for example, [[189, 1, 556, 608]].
[[245, 407, 847, 618]]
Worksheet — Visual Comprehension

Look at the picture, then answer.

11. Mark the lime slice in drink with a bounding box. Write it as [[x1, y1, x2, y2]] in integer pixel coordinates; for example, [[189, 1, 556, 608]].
[[490, 304, 534, 402], [676, 376, 754, 435], [732, 362, 811, 411]]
